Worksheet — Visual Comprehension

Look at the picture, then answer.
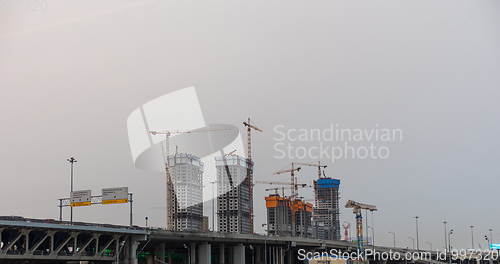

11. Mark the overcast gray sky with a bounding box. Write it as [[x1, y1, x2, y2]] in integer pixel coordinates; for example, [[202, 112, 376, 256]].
[[1, 0, 499, 249]]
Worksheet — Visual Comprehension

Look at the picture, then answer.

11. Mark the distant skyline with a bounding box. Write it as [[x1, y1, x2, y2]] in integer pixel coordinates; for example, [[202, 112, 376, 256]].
[[1, 0, 499, 250]]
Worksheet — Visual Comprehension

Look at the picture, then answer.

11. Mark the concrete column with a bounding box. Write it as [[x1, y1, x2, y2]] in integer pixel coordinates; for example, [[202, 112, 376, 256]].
[[129, 237, 140, 264], [233, 244, 246, 264], [167, 249, 173, 264], [219, 244, 225, 264], [255, 246, 263, 264], [154, 243, 166, 263], [198, 243, 211, 264], [280, 247, 284, 264], [286, 248, 293, 264], [190, 243, 196, 264]]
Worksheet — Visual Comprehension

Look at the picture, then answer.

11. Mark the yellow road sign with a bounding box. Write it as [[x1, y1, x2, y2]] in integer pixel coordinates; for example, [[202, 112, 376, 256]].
[[71, 201, 91, 207], [102, 199, 128, 205]]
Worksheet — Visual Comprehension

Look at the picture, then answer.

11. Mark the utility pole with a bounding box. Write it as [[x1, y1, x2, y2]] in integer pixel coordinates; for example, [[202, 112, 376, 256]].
[[389, 231, 396, 248], [443, 221, 448, 251], [470, 225, 475, 249], [67, 157, 77, 224], [414, 216, 420, 251]]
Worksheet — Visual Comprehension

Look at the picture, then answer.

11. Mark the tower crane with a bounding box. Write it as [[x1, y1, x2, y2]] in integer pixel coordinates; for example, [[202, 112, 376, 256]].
[[345, 200, 377, 250], [293, 161, 328, 179], [274, 165, 301, 198], [243, 118, 262, 233], [149, 127, 233, 230], [242, 118, 263, 161]]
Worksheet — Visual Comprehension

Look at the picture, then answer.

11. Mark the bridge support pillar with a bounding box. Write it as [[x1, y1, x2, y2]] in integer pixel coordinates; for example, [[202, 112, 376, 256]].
[[128, 236, 141, 264], [233, 244, 245, 264], [286, 247, 293, 264], [255, 245, 263, 264], [219, 244, 225, 264], [190, 243, 196, 264], [198, 242, 211, 264], [154, 243, 165, 262]]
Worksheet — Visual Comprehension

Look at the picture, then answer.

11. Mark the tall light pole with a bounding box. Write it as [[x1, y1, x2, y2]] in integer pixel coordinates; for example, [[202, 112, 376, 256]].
[[425, 241, 433, 251], [408, 236, 415, 250], [443, 221, 448, 251], [414, 216, 420, 251], [489, 229, 494, 244], [485, 234, 491, 249], [388, 231, 396, 248], [448, 229, 454, 264], [262, 223, 268, 264], [470, 225, 475, 249], [67, 157, 77, 224]]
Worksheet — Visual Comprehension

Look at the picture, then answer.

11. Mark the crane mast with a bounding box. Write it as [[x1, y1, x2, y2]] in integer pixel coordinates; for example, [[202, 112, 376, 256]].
[[242, 118, 262, 234], [345, 200, 377, 250]]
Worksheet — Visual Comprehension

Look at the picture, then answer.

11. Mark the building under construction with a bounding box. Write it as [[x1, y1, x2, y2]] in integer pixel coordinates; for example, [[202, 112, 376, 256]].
[[292, 199, 313, 237], [313, 178, 341, 240], [166, 153, 204, 232], [216, 155, 253, 234], [265, 194, 292, 236], [265, 194, 313, 237]]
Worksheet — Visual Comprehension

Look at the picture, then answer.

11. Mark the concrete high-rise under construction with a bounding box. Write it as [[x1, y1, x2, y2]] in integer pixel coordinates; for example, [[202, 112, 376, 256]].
[[166, 153, 204, 232], [265, 194, 313, 238], [216, 155, 253, 234], [313, 178, 341, 240], [265, 194, 292, 236]]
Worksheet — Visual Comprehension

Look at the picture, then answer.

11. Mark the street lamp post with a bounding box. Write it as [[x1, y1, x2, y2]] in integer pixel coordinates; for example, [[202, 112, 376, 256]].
[[485, 235, 491, 249], [67, 157, 77, 224], [414, 216, 420, 251], [426, 241, 433, 251], [448, 229, 454, 264], [470, 225, 475, 249], [389, 232, 396, 248], [443, 221, 448, 251], [408, 236, 415, 250], [262, 224, 268, 264]]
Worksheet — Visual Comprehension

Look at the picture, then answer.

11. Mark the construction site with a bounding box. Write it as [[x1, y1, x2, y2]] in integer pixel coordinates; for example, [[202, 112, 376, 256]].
[[150, 118, 372, 246]]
